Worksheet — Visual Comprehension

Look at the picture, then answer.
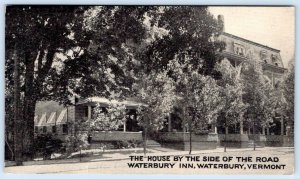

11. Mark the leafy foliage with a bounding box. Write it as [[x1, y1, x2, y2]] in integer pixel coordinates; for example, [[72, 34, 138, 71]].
[[140, 6, 225, 76], [34, 133, 64, 160], [215, 59, 247, 129], [132, 71, 178, 131], [62, 6, 156, 99], [282, 61, 295, 122], [65, 133, 89, 154], [240, 58, 280, 131], [167, 55, 223, 133], [92, 102, 127, 131]]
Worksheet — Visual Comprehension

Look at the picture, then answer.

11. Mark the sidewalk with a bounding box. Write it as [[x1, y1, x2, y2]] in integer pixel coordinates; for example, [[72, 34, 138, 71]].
[[5, 146, 294, 168]]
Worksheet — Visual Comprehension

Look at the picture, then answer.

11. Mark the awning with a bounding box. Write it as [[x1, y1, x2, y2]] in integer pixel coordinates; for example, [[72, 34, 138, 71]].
[[56, 109, 67, 125], [34, 115, 38, 125], [36, 113, 47, 127], [47, 112, 56, 126]]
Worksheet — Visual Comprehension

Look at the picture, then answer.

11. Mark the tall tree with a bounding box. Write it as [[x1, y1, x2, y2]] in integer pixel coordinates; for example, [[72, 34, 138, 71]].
[[215, 59, 247, 152], [167, 56, 222, 154], [132, 71, 177, 155], [281, 60, 295, 135], [5, 6, 86, 160], [240, 59, 278, 149]]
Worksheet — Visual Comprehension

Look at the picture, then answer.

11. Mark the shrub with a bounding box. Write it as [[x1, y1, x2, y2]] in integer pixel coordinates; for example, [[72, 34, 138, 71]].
[[65, 133, 89, 154], [34, 133, 64, 160]]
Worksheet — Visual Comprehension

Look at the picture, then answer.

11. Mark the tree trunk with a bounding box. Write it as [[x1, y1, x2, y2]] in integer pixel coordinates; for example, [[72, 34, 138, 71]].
[[188, 115, 194, 155], [22, 51, 37, 161], [22, 99, 37, 160], [143, 114, 149, 156], [253, 121, 256, 151], [143, 125, 147, 156], [189, 128, 192, 155], [13, 47, 23, 165], [224, 126, 228, 152]]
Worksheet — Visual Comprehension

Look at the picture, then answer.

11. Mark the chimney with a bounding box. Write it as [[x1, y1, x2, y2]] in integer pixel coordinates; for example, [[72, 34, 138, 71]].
[[218, 15, 225, 32]]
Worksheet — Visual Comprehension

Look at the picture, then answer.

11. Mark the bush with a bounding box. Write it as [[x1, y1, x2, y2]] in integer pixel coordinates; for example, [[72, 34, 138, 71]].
[[34, 133, 64, 160], [65, 133, 89, 154]]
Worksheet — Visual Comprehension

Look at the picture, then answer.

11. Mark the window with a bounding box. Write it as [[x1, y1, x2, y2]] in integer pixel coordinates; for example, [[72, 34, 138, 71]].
[[240, 48, 244, 56], [235, 47, 239, 54], [52, 126, 57, 133], [62, 124, 68, 134], [271, 54, 278, 62], [260, 50, 267, 60], [43, 126, 47, 133], [84, 106, 89, 117], [34, 126, 38, 133], [234, 43, 245, 56]]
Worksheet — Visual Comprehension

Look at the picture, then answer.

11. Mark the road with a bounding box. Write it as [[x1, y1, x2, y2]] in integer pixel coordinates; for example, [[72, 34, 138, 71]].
[[4, 147, 294, 175]]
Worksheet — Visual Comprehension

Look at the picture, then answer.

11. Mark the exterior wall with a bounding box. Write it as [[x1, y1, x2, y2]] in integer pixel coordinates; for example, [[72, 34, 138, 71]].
[[74, 105, 88, 121], [219, 33, 284, 68], [218, 134, 250, 148], [219, 32, 286, 87], [35, 101, 74, 135], [156, 132, 218, 151], [91, 131, 143, 141]]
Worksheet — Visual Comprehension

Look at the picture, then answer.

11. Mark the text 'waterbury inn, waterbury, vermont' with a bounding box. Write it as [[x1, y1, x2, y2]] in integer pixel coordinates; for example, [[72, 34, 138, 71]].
[[34, 15, 291, 150]]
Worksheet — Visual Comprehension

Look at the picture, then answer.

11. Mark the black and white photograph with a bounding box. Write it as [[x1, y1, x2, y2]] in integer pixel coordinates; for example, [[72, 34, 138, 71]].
[[4, 5, 295, 174]]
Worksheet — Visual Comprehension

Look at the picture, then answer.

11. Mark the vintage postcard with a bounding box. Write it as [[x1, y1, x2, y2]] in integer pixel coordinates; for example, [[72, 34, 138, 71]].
[[4, 5, 295, 175]]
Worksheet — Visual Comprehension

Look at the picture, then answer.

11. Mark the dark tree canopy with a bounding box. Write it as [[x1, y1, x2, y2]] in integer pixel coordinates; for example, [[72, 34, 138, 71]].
[[139, 6, 225, 77]]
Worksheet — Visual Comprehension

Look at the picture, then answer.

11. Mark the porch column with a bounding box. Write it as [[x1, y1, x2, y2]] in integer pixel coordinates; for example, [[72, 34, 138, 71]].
[[168, 115, 172, 132], [88, 105, 92, 131], [240, 120, 243, 134], [281, 117, 284, 136], [211, 123, 217, 134], [262, 126, 265, 135], [123, 118, 126, 132], [266, 127, 270, 135], [214, 124, 217, 134]]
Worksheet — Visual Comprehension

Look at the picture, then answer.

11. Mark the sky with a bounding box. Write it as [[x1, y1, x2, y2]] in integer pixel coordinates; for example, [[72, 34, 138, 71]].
[[208, 6, 295, 68]]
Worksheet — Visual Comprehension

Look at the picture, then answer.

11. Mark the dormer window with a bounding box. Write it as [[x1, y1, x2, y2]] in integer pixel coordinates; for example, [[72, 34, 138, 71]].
[[260, 50, 267, 61], [271, 54, 278, 62], [240, 48, 244, 55], [234, 43, 245, 56], [235, 47, 239, 54], [271, 54, 280, 66]]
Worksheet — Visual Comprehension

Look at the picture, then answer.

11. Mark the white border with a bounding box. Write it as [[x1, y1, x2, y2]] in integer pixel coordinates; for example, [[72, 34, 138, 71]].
[[0, 1, 297, 179]]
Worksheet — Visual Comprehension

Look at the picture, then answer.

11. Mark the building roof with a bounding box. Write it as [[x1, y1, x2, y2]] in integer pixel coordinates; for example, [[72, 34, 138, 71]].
[[222, 32, 280, 52], [77, 97, 146, 108]]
